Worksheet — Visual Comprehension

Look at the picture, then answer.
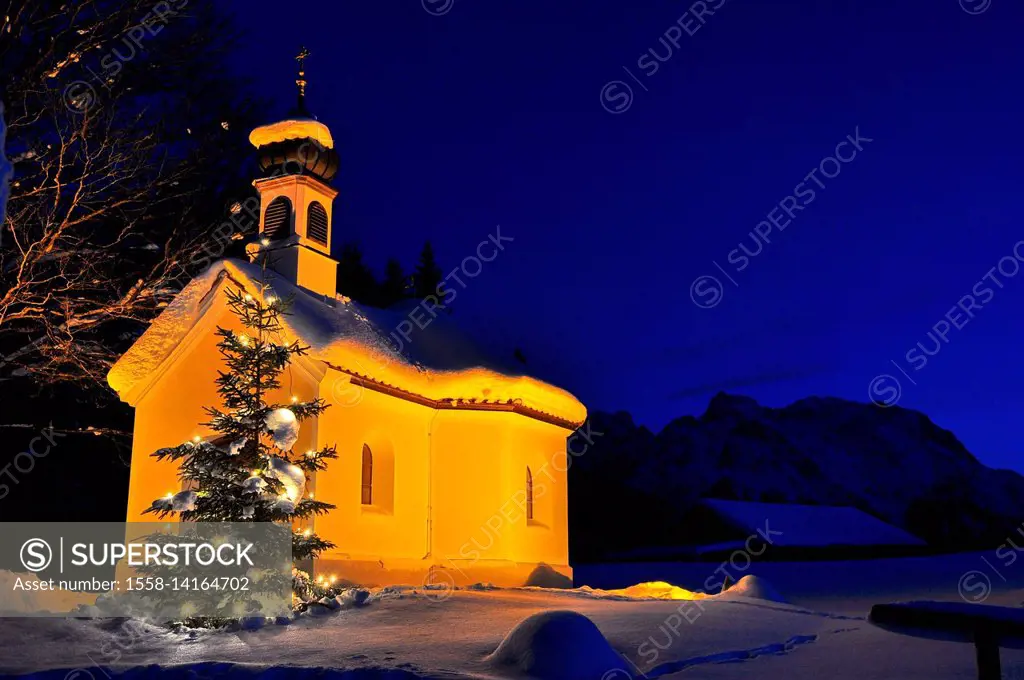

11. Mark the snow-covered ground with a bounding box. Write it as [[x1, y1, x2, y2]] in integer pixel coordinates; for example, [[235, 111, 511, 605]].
[[2, 552, 1024, 679], [576, 550, 1024, 614]]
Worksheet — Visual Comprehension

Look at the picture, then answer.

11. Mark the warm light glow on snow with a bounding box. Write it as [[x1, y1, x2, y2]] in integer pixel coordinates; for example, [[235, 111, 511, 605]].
[[591, 581, 706, 601], [265, 410, 300, 452]]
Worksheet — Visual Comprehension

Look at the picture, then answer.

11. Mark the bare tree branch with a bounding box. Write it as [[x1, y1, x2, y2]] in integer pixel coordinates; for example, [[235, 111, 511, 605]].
[[0, 0, 263, 389]]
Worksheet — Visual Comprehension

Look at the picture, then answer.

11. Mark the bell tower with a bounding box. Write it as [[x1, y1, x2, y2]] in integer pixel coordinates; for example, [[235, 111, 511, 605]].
[[247, 48, 340, 298]]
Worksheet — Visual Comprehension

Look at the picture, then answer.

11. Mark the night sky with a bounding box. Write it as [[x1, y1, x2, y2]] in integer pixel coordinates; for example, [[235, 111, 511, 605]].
[[228, 0, 1024, 472]]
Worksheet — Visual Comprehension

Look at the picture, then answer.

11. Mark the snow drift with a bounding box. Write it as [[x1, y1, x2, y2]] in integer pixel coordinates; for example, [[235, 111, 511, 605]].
[[719, 575, 788, 604], [485, 610, 632, 680]]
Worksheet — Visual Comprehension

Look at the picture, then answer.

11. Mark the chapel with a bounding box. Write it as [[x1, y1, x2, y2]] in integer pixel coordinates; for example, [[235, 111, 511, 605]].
[[107, 53, 586, 587]]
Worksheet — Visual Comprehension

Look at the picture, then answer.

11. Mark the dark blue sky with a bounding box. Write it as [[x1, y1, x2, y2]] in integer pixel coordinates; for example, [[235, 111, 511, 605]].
[[229, 0, 1024, 471]]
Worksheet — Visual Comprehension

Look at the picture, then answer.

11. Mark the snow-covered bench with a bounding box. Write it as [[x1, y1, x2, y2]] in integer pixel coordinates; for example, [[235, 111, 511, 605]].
[[869, 601, 1024, 680]]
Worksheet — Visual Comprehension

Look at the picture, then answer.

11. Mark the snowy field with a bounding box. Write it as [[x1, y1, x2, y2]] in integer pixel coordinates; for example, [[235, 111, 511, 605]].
[[2, 552, 1024, 679], [575, 550, 1024, 614]]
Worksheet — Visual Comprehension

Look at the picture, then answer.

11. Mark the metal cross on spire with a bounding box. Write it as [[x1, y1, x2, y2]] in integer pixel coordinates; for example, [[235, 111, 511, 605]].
[[295, 47, 311, 116]]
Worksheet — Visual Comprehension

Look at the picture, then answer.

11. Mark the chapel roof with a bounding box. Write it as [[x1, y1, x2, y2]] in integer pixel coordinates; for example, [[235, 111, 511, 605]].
[[107, 259, 587, 429]]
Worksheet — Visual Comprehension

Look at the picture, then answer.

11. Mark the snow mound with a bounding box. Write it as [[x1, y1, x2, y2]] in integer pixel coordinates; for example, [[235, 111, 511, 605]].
[[338, 588, 371, 608], [299, 588, 373, 617], [718, 575, 787, 603], [485, 610, 631, 680], [525, 563, 573, 588]]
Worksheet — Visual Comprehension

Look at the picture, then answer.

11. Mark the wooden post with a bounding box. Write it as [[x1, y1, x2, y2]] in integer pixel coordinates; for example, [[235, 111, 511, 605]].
[[974, 626, 1001, 680]]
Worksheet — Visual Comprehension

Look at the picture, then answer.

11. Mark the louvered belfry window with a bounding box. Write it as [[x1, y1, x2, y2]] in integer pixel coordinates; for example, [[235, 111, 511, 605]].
[[307, 201, 329, 245], [263, 196, 292, 239]]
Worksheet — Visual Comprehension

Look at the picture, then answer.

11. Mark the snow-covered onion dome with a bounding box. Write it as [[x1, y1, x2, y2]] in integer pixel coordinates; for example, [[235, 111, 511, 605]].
[[248, 47, 339, 182]]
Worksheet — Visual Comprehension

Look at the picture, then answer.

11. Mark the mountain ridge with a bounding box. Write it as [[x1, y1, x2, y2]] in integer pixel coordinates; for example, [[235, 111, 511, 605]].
[[568, 392, 1023, 561]]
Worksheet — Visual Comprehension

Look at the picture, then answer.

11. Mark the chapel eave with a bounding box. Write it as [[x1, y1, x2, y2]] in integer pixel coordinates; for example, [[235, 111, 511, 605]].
[[107, 259, 587, 430]]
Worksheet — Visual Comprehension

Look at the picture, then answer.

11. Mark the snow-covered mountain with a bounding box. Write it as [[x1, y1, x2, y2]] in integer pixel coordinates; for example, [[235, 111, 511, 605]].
[[570, 393, 1024, 560]]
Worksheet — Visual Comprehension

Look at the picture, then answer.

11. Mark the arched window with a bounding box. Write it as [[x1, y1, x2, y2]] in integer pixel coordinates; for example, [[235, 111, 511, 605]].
[[307, 201, 329, 245], [526, 467, 534, 521], [361, 444, 373, 505], [263, 196, 292, 240]]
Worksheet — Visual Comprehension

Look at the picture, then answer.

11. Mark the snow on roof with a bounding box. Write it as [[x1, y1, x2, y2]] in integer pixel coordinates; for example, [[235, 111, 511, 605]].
[[107, 259, 586, 428], [700, 499, 926, 547], [248, 119, 334, 149]]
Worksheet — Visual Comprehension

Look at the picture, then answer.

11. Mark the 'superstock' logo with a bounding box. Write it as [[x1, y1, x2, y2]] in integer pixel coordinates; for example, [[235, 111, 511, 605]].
[[20, 538, 52, 572], [600, 81, 634, 115], [867, 374, 902, 408], [960, 0, 992, 14], [422, 0, 454, 16], [690, 275, 724, 309]]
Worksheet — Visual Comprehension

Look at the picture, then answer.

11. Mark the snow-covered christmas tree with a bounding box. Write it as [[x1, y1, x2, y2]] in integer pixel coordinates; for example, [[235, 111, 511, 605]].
[[145, 278, 338, 601]]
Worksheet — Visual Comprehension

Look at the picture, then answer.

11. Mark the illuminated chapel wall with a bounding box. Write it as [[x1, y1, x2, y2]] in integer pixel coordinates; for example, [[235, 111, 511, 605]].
[[126, 300, 319, 523]]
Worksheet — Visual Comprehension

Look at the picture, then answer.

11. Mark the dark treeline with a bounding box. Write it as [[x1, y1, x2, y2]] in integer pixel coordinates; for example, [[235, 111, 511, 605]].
[[336, 240, 444, 309]]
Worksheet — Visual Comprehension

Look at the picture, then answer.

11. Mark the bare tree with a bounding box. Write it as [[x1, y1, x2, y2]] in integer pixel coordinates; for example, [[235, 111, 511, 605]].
[[0, 101, 10, 226], [0, 0, 262, 388]]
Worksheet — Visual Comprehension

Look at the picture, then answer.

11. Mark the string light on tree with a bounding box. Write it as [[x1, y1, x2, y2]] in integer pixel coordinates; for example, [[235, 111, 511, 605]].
[[144, 281, 339, 605]]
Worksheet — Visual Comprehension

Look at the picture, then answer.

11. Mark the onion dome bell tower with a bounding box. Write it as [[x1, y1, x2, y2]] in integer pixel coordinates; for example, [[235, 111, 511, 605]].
[[247, 48, 339, 299]]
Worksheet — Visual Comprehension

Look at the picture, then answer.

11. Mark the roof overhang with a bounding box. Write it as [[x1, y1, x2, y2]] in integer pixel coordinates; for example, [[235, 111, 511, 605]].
[[108, 260, 587, 430]]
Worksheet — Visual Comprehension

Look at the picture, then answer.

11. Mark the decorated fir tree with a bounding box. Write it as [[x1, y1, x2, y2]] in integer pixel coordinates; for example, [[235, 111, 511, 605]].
[[145, 283, 337, 601]]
